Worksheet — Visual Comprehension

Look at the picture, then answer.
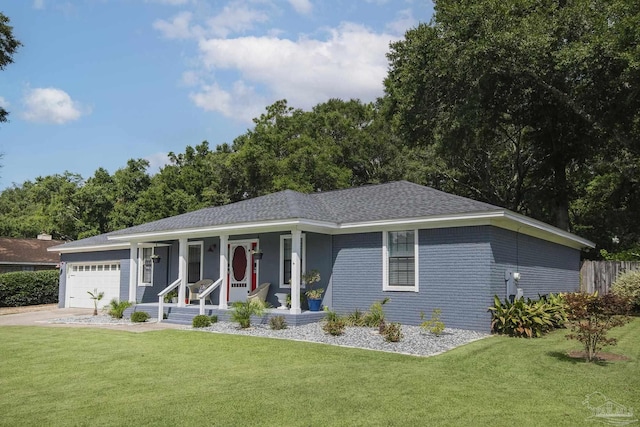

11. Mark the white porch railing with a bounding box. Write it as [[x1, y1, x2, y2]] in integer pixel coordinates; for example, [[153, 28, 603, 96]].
[[157, 278, 181, 323], [197, 277, 223, 315]]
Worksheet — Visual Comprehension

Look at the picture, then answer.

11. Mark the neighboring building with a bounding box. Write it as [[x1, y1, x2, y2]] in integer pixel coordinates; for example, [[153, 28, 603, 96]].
[[49, 181, 594, 331], [0, 234, 63, 274]]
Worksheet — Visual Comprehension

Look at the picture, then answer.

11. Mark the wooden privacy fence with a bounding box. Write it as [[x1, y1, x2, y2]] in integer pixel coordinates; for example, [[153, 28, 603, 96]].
[[580, 261, 640, 294]]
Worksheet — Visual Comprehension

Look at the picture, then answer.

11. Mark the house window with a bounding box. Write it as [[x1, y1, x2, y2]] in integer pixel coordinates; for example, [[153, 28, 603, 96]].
[[279, 234, 306, 288], [188, 242, 203, 284], [383, 230, 419, 292], [139, 247, 153, 286]]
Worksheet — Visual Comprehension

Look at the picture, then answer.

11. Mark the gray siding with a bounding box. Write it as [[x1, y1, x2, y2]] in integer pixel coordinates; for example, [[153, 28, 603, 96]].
[[60, 250, 130, 307], [489, 228, 580, 300], [331, 228, 493, 331]]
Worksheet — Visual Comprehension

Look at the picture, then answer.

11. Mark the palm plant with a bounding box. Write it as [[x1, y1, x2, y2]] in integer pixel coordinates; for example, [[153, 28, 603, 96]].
[[86, 289, 104, 316]]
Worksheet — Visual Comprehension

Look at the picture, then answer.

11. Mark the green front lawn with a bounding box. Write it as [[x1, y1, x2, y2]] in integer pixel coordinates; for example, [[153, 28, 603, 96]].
[[0, 321, 638, 426]]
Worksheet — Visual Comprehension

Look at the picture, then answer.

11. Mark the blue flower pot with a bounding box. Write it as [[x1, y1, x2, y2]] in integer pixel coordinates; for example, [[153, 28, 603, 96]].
[[308, 298, 322, 311]]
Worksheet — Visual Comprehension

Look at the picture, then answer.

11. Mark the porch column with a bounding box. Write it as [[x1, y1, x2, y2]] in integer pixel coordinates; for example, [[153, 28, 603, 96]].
[[178, 238, 188, 307], [128, 242, 138, 303], [219, 234, 228, 309], [290, 229, 302, 314]]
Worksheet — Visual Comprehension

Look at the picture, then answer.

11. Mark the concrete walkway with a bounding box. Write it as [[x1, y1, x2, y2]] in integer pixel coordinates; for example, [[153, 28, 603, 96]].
[[0, 306, 184, 332]]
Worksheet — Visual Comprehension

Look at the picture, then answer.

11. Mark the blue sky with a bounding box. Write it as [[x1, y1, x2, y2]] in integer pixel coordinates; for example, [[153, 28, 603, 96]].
[[0, 0, 433, 189]]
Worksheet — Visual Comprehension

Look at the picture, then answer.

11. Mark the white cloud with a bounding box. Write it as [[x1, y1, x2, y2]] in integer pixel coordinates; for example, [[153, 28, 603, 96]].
[[153, 11, 200, 39], [288, 0, 313, 15], [190, 81, 265, 122], [21, 87, 88, 124], [192, 22, 398, 120], [33, 0, 45, 10], [205, 3, 269, 38], [0, 96, 9, 109], [145, 152, 170, 175], [154, 3, 268, 40]]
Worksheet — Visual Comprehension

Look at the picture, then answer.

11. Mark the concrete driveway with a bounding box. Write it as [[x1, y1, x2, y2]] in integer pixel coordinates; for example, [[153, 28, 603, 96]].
[[0, 305, 183, 332]]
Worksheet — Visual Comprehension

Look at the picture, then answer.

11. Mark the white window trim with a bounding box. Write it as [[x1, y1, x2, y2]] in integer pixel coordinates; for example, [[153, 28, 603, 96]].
[[382, 229, 419, 292], [138, 245, 155, 287], [188, 241, 204, 285], [279, 234, 306, 288]]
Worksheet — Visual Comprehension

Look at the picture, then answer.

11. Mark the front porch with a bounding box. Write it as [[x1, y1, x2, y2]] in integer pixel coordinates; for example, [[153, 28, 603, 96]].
[[129, 303, 328, 326]]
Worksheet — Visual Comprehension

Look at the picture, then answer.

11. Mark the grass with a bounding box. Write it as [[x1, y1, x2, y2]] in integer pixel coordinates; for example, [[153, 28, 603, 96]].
[[0, 320, 638, 426]]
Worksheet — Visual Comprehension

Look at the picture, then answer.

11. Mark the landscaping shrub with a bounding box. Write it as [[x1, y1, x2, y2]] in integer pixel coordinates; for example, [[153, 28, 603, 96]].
[[131, 311, 150, 323], [209, 315, 218, 323], [0, 270, 59, 307], [420, 308, 445, 336], [363, 298, 390, 327], [230, 300, 266, 328], [321, 308, 345, 335], [269, 315, 287, 330], [108, 299, 132, 319], [383, 323, 403, 342], [488, 294, 566, 338], [323, 318, 346, 336], [564, 292, 632, 362], [345, 308, 366, 326], [192, 314, 211, 328], [611, 270, 640, 311]]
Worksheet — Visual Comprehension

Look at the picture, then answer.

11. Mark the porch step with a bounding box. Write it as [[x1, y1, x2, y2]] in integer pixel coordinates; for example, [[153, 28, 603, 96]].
[[127, 304, 328, 327]]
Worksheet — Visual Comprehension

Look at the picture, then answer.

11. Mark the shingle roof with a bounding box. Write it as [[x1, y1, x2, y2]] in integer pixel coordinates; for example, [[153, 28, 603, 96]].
[[0, 237, 65, 263], [53, 181, 503, 250]]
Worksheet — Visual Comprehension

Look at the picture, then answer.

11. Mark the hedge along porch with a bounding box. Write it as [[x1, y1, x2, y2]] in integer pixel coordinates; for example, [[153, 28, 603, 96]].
[[51, 181, 594, 331]]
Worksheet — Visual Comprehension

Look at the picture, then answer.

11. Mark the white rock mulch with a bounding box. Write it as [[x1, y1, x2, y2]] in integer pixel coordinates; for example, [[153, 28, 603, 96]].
[[193, 321, 489, 357], [49, 314, 489, 357]]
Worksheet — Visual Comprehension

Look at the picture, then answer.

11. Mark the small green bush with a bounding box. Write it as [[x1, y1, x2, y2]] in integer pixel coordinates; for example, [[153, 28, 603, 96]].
[[269, 315, 287, 330], [230, 300, 266, 328], [108, 299, 132, 319], [611, 270, 640, 311], [383, 323, 403, 342], [192, 314, 212, 328], [420, 308, 445, 336], [363, 298, 390, 327], [323, 318, 346, 336], [488, 294, 566, 338], [210, 315, 218, 323], [0, 270, 59, 307], [131, 311, 150, 323]]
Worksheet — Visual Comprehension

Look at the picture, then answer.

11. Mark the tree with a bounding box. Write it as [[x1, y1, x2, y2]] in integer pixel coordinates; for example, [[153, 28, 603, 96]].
[[383, 0, 640, 232], [109, 159, 151, 230], [0, 12, 22, 123]]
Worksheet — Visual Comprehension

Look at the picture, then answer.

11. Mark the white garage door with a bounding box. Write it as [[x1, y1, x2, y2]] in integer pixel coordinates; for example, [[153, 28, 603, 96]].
[[66, 262, 122, 309]]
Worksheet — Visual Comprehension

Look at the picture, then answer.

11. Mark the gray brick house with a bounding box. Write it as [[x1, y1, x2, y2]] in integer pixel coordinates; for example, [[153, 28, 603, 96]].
[[50, 181, 593, 331]]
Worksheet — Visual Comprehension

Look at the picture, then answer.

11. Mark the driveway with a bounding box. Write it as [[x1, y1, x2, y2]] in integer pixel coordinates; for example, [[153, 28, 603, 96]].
[[0, 305, 183, 332]]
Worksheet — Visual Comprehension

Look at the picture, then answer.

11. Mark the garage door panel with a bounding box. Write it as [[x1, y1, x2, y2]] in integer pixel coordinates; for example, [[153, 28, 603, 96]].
[[66, 262, 122, 309]]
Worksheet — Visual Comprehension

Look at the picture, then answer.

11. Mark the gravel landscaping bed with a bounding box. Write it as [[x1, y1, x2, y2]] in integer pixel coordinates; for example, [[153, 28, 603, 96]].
[[193, 322, 489, 357], [49, 314, 489, 357]]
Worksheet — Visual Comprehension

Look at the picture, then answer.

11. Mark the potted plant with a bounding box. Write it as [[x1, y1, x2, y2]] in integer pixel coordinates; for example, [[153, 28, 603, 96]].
[[303, 269, 323, 311], [164, 289, 178, 303]]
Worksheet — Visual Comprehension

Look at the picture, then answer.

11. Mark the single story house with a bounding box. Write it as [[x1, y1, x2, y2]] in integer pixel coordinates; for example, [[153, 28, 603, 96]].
[[49, 181, 594, 331], [0, 235, 63, 274]]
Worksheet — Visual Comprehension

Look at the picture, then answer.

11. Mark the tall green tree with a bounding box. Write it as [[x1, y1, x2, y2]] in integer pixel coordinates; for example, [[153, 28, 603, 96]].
[[108, 159, 151, 230], [0, 12, 22, 123], [384, 0, 640, 233]]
